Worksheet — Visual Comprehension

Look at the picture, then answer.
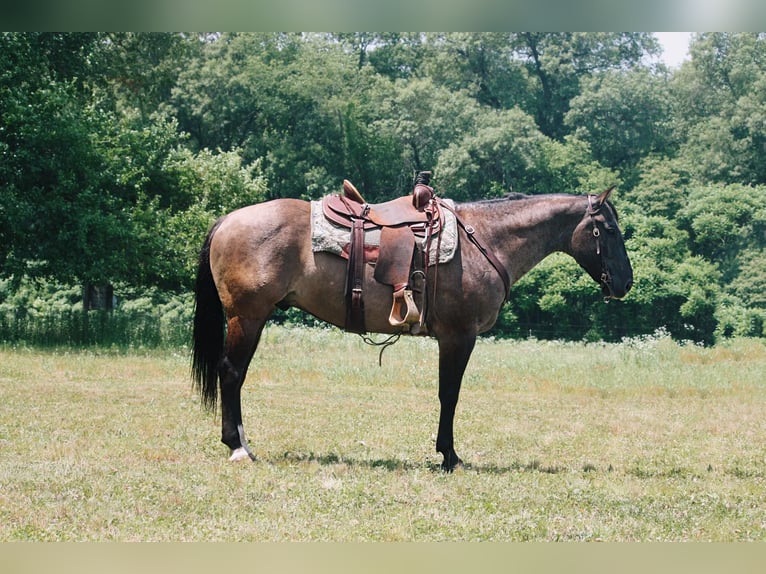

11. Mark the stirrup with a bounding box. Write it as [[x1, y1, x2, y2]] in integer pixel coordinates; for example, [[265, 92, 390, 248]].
[[388, 288, 420, 328]]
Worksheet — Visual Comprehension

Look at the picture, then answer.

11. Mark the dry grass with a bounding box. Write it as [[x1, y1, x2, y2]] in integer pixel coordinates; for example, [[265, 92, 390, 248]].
[[1, 328, 766, 540]]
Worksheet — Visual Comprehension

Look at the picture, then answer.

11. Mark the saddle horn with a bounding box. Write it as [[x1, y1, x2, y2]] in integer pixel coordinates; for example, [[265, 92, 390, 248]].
[[413, 171, 434, 212]]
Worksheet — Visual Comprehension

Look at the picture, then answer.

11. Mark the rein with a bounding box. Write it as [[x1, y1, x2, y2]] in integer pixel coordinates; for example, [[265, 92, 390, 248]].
[[436, 198, 511, 301], [360, 332, 402, 366]]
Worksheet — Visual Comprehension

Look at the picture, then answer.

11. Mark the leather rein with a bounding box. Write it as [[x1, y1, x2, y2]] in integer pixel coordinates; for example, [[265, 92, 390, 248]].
[[438, 194, 613, 305], [435, 198, 511, 302]]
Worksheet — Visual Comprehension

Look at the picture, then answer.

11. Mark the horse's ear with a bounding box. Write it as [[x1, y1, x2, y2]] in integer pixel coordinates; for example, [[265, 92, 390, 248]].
[[597, 186, 616, 204]]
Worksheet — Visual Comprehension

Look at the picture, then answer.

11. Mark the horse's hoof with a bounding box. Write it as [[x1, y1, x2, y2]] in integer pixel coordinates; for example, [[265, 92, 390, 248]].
[[441, 454, 464, 473], [229, 447, 254, 462]]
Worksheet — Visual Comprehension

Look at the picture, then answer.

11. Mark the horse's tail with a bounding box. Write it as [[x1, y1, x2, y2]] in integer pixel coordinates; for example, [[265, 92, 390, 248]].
[[191, 218, 226, 412]]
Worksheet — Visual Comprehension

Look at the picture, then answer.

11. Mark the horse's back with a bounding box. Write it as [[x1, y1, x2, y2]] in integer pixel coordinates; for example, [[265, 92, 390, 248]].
[[218, 198, 308, 232], [212, 199, 311, 266]]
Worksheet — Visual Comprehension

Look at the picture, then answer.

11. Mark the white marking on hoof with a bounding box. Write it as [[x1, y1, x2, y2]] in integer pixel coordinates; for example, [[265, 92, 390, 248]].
[[229, 447, 251, 462]]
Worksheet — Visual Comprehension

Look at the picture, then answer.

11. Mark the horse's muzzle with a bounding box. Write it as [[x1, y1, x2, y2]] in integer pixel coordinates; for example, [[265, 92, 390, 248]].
[[602, 276, 632, 301]]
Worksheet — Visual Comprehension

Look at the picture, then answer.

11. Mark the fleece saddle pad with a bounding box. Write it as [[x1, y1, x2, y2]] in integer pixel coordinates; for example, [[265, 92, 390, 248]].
[[310, 197, 458, 265]]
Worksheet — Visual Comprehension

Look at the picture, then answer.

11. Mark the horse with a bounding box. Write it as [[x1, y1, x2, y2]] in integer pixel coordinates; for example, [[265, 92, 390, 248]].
[[191, 186, 633, 471]]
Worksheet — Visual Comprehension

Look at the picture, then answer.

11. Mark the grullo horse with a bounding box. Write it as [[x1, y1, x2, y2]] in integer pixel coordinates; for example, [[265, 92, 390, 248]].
[[192, 186, 633, 471]]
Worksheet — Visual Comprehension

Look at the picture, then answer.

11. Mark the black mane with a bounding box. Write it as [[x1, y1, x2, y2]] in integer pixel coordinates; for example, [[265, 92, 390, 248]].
[[465, 192, 531, 205]]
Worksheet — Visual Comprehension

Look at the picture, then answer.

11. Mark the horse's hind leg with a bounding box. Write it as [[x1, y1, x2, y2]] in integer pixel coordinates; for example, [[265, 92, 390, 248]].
[[219, 315, 265, 462]]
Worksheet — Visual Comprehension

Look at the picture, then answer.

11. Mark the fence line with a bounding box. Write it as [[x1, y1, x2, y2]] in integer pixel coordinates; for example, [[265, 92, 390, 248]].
[[0, 306, 658, 349]]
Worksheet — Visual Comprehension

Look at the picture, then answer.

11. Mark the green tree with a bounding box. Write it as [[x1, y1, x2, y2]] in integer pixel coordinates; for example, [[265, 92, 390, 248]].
[[0, 33, 107, 282], [674, 33, 766, 185], [172, 33, 405, 199], [435, 110, 618, 200], [415, 33, 659, 141], [157, 147, 267, 287], [332, 32, 427, 77], [619, 214, 721, 344], [92, 32, 203, 120], [623, 155, 691, 218], [0, 33, 264, 291], [435, 107, 553, 199], [419, 33, 536, 111], [371, 77, 484, 182], [565, 68, 675, 171], [4, 31, 766, 343], [518, 33, 660, 139], [678, 184, 766, 287]]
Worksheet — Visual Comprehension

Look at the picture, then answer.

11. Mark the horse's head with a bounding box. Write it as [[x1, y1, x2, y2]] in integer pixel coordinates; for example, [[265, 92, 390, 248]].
[[571, 187, 633, 300]]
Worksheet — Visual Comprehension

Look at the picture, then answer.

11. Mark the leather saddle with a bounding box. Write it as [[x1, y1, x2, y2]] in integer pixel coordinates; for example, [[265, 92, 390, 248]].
[[323, 188, 441, 231], [322, 175, 440, 334]]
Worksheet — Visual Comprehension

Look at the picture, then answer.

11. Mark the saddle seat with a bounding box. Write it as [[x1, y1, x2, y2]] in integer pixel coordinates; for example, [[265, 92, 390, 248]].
[[322, 181, 441, 232], [322, 177, 440, 334]]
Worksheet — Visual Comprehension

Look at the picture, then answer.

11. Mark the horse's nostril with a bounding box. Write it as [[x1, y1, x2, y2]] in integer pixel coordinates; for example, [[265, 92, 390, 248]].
[[625, 280, 633, 293]]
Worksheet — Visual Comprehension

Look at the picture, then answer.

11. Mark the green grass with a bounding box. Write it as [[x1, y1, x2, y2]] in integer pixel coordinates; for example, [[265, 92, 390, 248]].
[[1, 327, 766, 540]]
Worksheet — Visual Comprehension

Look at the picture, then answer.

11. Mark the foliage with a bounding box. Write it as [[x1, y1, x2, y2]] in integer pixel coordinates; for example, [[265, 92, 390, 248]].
[[0, 277, 193, 348], [565, 68, 675, 171], [435, 107, 551, 199], [674, 33, 766, 185], [3, 32, 766, 344]]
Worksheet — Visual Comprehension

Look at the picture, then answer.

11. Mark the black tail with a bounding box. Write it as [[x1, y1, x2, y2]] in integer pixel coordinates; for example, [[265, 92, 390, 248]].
[[191, 219, 226, 412]]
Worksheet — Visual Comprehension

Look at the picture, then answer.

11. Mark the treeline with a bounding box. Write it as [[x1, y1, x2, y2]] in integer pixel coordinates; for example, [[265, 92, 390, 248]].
[[2, 32, 766, 345]]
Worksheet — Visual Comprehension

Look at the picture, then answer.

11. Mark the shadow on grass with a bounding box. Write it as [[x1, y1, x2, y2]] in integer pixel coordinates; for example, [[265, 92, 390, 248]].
[[272, 450, 579, 475], [276, 451, 424, 472]]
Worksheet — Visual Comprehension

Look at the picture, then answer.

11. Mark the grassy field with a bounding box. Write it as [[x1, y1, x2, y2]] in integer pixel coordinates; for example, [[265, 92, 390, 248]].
[[1, 326, 766, 541]]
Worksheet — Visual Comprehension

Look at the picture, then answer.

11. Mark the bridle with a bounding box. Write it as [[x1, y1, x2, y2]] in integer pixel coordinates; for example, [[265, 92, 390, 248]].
[[586, 194, 614, 301]]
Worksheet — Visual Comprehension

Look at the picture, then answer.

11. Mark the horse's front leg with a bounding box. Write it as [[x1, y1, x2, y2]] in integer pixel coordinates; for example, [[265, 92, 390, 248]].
[[436, 333, 476, 471]]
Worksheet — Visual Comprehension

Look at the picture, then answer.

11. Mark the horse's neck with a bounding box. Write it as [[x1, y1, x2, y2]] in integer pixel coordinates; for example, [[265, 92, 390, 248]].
[[459, 195, 584, 285]]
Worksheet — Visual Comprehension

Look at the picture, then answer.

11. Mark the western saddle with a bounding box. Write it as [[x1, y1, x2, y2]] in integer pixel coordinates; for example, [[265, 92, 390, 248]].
[[322, 172, 441, 334]]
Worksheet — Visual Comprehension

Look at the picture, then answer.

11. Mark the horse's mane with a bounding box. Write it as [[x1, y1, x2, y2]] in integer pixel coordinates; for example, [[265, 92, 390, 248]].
[[467, 191, 621, 223], [462, 192, 598, 207], [463, 192, 531, 205]]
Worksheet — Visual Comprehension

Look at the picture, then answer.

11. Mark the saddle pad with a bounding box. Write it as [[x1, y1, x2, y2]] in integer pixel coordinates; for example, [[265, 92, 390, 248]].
[[311, 197, 458, 265]]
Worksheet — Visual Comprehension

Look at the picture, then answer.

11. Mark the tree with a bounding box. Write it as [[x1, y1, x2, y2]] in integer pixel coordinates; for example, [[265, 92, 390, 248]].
[[332, 32, 426, 77], [515, 33, 660, 139], [435, 107, 553, 199], [674, 33, 766, 185], [414, 33, 659, 141], [92, 33, 203, 120], [0, 33, 107, 282], [565, 68, 674, 171], [678, 184, 766, 284], [435, 109, 619, 200], [623, 155, 691, 219], [172, 33, 405, 200], [370, 77, 484, 183], [4, 32, 766, 343], [618, 214, 721, 344], [419, 33, 535, 112], [0, 33, 265, 291]]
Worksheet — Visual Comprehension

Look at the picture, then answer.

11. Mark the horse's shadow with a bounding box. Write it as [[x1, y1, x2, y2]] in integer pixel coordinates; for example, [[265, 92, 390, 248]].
[[270, 451, 570, 475]]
